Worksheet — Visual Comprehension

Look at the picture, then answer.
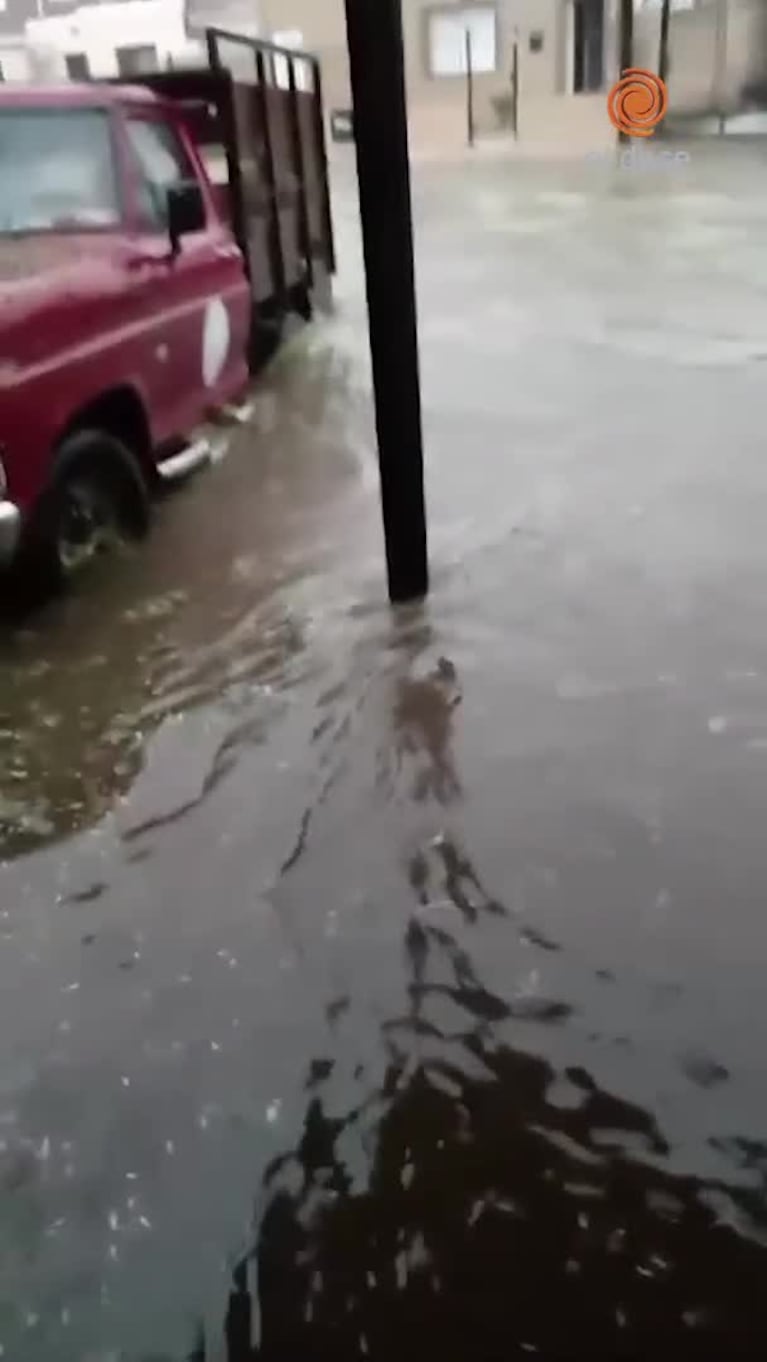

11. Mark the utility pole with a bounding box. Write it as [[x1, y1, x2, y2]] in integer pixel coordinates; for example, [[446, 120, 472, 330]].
[[466, 28, 475, 147], [511, 36, 519, 139], [618, 0, 634, 144], [343, 0, 429, 603], [714, 0, 729, 136], [658, 0, 671, 86]]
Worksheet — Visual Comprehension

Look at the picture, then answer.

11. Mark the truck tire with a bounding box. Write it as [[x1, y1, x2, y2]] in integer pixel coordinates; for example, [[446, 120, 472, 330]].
[[249, 310, 283, 373], [26, 429, 150, 588], [291, 278, 313, 321]]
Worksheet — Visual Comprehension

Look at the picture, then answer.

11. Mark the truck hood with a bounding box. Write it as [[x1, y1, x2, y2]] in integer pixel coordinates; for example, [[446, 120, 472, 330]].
[[0, 233, 124, 369], [0, 233, 112, 286]]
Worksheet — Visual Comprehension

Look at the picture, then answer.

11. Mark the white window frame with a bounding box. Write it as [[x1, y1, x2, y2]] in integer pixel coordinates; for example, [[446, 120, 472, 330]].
[[426, 4, 499, 79], [271, 28, 307, 90]]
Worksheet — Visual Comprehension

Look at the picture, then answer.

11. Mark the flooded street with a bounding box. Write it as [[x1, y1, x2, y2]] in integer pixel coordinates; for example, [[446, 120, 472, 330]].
[[5, 143, 767, 1357]]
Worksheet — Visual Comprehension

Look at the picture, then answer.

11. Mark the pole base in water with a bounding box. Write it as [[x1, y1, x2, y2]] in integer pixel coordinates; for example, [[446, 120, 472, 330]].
[[344, 0, 429, 603]]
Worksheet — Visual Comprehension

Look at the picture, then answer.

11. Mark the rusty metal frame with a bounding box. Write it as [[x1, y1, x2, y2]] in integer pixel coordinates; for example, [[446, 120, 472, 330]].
[[205, 26, 335, 277]]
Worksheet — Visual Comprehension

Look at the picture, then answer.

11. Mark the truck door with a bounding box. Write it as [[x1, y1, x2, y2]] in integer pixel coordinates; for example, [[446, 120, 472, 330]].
[[122, 112, 249, 442]]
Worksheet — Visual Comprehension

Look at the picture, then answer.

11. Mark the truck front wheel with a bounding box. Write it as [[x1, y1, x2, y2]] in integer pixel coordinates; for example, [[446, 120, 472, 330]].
[[28, 430, 150, 587]]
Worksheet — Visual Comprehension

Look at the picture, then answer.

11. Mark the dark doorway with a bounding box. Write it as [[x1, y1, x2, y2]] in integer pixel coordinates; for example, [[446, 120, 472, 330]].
[[65, 52, 91, 80], [572, 0, 604, 93], [116, 45, 159, 77]]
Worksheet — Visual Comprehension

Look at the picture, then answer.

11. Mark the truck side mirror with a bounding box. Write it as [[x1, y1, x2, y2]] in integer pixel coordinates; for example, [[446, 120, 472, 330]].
[[167, 182, 206, 253]]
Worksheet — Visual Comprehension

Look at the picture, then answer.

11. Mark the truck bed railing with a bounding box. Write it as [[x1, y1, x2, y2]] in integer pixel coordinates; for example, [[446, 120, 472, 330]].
[[123, 27, 335, 320], [204, 26, 335, 286]]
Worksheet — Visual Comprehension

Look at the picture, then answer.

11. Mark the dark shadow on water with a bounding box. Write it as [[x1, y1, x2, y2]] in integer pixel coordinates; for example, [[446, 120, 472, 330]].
[[180, 637, 767, 1359], [196, 848, 767, 1359], [209, 1035, 767, 1359]]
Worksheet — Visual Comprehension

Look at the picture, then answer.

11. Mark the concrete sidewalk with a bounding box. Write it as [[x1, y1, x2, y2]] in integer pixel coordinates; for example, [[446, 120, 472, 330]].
[[397, 90, 614, 163]]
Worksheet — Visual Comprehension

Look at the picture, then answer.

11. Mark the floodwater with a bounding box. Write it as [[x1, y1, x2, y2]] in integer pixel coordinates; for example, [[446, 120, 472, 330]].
[[4, 143, 767, 1358]]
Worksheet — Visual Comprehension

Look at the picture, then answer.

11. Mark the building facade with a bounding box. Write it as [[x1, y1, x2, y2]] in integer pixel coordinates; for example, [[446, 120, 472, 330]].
[[1, 0, 259, 82], [256, 0, 626, 151], [255, 0, 767, 149], [0, 0, 39, 81], [3, 0, 765, 138], [25, 0, 206, 81], [635, 0, 767, 117]]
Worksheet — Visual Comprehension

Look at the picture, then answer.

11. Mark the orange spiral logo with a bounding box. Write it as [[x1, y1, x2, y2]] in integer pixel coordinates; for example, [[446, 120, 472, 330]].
[[607, 68, 668, 138]]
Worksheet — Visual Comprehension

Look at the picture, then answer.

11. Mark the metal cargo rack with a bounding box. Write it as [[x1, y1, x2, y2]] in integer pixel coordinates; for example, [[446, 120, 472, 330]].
[[128, 27, 335, 328]]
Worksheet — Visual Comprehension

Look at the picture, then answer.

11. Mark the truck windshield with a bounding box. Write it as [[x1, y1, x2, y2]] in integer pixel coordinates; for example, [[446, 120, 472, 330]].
[[0, 108, 119, 234]]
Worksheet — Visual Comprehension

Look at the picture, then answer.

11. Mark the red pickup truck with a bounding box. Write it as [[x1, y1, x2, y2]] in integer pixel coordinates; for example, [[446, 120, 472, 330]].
[[0, 30, 334, 590]]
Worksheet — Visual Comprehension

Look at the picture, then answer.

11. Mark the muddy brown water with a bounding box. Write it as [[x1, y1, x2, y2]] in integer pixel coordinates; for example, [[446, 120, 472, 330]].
[[4, 148, 767, 1358]]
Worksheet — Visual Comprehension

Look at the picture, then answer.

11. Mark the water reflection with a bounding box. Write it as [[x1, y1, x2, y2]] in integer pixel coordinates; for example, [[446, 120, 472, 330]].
[[203, 626, 767, 1359], [0, 601, 307, 860], [380, 655, 462, 805], [0, 337, 365, 862], [218, 902, 767, 1358]]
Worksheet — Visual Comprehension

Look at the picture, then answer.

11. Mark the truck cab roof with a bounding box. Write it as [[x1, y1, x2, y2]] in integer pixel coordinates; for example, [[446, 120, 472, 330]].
[[0, 83, 163, 111]]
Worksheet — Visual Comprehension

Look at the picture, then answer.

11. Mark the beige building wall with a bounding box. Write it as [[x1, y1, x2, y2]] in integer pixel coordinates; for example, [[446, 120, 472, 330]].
[[258, 0, 351, 114], [255, 0, 626, 154], [634, 0, 767, 117], [257, 0, 567, 148], [400, 0, 583, 147], [514, 0, 620, 150]]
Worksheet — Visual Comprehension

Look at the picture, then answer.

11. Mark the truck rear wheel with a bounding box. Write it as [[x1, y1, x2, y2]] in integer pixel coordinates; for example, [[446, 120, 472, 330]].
[[28, 430, 150, 587]]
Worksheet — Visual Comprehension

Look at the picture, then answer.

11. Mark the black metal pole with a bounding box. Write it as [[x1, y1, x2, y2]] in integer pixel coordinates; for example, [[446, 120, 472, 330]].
[[715, 0, 729, 136], [288, 55, 314, 293], [255, 48, 287, 307], [618, 0, 633, 144], [658, 0, 671, 86], [511, 39, 519, 139], [205, 27, 219, 69], [311, 60, 336, 274], [466, 28, 475, 147], [343, 0, 428, 603]]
